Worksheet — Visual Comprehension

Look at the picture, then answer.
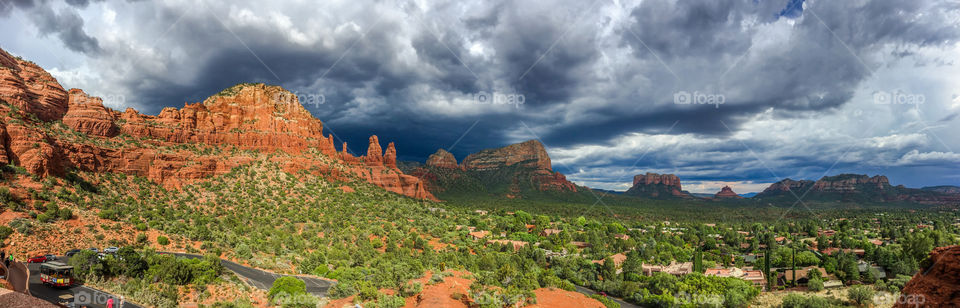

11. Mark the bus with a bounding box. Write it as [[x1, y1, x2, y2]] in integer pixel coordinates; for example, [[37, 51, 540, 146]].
[[39, 261, 74, 287]]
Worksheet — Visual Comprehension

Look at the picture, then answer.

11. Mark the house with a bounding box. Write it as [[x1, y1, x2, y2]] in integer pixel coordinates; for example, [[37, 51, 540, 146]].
[[469, 230, 490, 240], [869, 239, 884, 246], [571, 241, 592, 249], [487, 239, 528, 251], [541, 229, 563, 236], [705, 223, 717, 227], [705, 267, 766, 290], [641, 262, 693, 276], [614, 234, 631, 241], [592, 253, 629, 272], [823, 280, 844, 288], [819, 230, 837, 237], [779, 267, 827, 285], [474, 210, 488, 215]]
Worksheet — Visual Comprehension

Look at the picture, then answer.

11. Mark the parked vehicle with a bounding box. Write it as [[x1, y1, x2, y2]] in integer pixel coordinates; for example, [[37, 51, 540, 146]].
[[88, 248, 99, 253], [65, 249, 82, 257], [39, 262, 74, 287], [27, 255, 47, 263], [44, 254, 56, 261], [104, 247, 119, 254]]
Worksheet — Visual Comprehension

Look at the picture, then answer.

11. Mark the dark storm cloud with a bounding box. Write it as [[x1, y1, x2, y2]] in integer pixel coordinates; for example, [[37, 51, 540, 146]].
[[30, 4, 102, 54], [4, 0, 960, 190]]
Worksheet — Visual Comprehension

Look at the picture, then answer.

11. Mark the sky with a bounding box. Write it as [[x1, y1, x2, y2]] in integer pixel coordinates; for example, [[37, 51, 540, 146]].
[[2, 0, 960, 193]]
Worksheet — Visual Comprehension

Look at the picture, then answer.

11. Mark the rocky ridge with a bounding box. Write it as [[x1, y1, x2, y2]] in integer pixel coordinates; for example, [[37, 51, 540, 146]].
[[0, 48, 434, 200], [407, 140, 578, 197], [894, 246, 960, 307]]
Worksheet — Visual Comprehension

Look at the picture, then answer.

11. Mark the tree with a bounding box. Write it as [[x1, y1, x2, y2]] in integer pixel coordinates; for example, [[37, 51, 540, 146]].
[[807, 277, 824, 292], [157, 236, 170, 246], [764, 246, 773, 290], [847, 285, 874, 306], [269, 276, 307, 301]]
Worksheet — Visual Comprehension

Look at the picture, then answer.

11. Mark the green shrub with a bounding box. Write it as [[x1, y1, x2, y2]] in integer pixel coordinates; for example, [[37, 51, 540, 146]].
[[847, 285, 874, 306], [781, 293, 835, 308], [0, 226, 13, 241], [157, 236, 169, 246], [399, 281, 423, 297], [807, 277, 824, 292], [58, 208, 73, 220], [590, 294, 620, 308], [374, 293, 405, 308], [36, 212, 53, 223], [269, 276, 307, 301]]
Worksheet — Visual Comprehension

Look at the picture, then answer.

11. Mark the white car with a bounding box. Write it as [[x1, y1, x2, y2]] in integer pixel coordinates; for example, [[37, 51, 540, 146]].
[[104, 247, 119, 254]]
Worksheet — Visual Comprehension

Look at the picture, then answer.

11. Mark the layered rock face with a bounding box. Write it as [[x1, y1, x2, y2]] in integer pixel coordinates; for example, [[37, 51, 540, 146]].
[[714, 186, 743, 199], [811, 174, 889, 192], [624, 173, 692, 199], [0, 48, 68, 122], [894, 246, 960, 307], [407, 140, 578, 197], [461, 140, 552, 171], [425, 149, 459, 169], [0, 48, 433, 200]]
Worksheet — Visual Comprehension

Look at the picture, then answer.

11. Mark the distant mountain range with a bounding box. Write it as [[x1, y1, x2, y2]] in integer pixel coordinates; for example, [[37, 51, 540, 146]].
[[402, 140, 960, 205]]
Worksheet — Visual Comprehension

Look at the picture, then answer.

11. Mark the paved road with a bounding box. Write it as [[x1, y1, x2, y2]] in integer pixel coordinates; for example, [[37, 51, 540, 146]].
[[574, 285, 642, 308], [27, 257, 140, 308], [169, 253, 333, 296]]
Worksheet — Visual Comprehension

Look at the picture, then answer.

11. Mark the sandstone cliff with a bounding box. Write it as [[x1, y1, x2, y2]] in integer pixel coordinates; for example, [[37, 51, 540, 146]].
[[624, 173, 693, 199], [0, 47, 434, 200], [406, 140, 578, 198]]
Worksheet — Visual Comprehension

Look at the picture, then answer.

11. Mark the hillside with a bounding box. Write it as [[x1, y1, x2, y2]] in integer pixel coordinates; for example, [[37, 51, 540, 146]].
[[0, 47, 432, 201]]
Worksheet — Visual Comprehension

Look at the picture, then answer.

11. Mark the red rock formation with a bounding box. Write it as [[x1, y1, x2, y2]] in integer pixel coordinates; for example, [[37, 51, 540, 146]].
[[63, 89, 119, 137], [425, 149, 459, 169], [894, 246, 960, 307], [365, 135, 383, 166], [410, 141, 577, 196], [633, 173, 682, 188], [384, 142, 397, 169], [714, 186, 743, 199], [0, 48, 434, 200], [462, 140, 552, 171], [0, 48, 68, 121], [625, 173, 692, 199], [812, 174, 889, 192]]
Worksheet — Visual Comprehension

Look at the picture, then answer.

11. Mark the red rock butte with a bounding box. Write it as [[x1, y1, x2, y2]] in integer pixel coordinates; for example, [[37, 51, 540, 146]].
[[713, 186, 743, 199], [0, 47, 434, 200]]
